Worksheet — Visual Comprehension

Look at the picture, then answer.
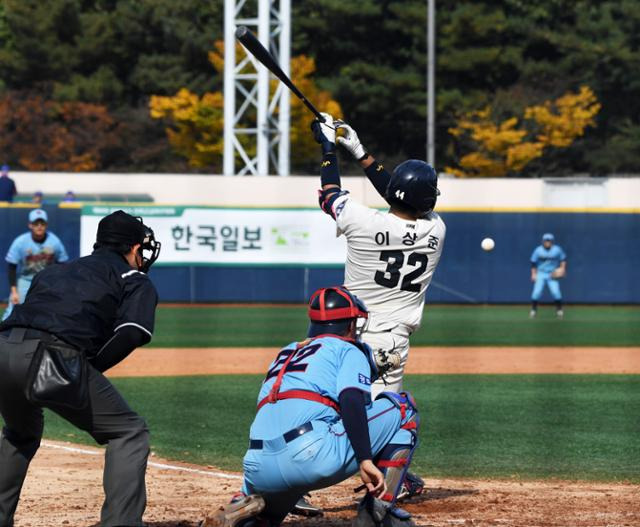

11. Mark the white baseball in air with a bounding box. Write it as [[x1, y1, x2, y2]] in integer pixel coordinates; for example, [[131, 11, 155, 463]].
[[481, 237, 495, 251]]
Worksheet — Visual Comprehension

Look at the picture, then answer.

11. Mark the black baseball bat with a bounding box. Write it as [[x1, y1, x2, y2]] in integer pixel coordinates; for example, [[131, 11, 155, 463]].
[[235, 25, 326, 122]]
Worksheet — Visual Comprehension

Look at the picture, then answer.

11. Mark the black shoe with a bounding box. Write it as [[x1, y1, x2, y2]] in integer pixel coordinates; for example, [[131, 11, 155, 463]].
[[353, 494, 415, 527], [397, 472, 424, 502], [291, 494, 323, 517]]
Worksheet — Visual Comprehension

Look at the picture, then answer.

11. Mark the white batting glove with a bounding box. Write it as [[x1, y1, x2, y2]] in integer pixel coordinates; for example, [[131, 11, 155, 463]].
[[336, 122, 368, 161]]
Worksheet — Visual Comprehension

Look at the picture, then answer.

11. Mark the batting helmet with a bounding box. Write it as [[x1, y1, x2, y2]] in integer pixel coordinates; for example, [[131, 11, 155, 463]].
[[307, 286, 368, 338], [385, 159, 440, 215]]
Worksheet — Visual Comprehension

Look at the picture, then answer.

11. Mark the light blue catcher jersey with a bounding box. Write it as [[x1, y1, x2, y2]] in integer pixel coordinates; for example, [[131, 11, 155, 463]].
[[530, 244, 566, 274], [5, 232, 69, 281], [249, 336, 374, 440]]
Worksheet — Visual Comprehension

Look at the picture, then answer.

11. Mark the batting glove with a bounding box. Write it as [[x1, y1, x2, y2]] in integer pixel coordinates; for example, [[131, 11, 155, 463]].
[[336, 122, 368, 161], [311, 112, 336, 155]]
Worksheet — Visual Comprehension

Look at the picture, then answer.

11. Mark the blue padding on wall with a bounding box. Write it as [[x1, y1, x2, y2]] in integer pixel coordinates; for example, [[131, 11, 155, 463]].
[[1, 207, 638, 303]]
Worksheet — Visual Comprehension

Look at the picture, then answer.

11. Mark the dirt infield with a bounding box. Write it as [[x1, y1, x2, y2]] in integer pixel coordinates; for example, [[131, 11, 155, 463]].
[[16, 348, 639, 526], [107, 346, 640, 377], [18, 441, 640, 526]]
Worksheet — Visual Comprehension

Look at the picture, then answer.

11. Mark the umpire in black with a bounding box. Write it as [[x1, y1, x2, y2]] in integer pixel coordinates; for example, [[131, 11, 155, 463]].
[[0, 210, 161, 527]]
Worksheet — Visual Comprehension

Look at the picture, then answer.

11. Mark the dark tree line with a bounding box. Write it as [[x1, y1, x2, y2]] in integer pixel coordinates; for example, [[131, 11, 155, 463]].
[[1, 0, 638, 175]]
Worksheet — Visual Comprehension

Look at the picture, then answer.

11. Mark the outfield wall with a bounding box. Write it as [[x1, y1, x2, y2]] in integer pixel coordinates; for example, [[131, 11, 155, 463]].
[[1, 205, 638, 304], [8, 171, 640, 208]]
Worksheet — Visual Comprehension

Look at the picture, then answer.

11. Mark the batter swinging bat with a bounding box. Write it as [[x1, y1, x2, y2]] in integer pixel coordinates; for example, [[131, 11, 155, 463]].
[[235, 25, 326, 122]]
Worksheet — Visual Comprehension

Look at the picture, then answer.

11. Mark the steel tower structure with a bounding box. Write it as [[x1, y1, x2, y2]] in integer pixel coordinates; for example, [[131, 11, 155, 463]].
[[223, 0, 291, 176]]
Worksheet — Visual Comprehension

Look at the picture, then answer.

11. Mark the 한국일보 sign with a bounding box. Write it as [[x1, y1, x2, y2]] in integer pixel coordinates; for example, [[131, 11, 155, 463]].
[[80, 205, 346, 265]]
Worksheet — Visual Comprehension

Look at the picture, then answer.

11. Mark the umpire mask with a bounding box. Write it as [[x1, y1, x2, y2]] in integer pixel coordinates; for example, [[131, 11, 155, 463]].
[[95, 210, 161, 273]]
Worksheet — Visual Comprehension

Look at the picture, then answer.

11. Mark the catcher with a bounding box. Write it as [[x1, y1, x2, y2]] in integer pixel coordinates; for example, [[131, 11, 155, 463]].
[[204, 286, 420, 527]]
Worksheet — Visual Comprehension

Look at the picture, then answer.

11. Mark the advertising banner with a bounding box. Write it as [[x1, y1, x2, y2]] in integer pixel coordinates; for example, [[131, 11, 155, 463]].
[[80, 205, 346, 265]]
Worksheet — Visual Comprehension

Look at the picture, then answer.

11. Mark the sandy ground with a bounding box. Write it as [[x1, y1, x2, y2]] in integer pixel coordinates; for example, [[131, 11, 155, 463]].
[[16, 441, 640, 527], [107, 346, 640, 377], [12, 347, 640, 526]]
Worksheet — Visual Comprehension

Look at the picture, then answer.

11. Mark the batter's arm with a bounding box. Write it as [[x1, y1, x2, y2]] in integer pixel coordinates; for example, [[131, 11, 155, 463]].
[[336, 122, 391, 199]]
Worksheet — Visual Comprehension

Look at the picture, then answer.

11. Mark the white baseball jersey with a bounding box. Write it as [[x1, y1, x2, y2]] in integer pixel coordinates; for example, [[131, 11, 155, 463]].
[[330, 193, 446, 333]]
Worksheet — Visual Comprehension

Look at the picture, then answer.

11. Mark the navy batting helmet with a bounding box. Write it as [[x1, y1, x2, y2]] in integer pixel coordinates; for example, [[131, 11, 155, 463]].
[[385, 159, 440, 215], [307, 286, 368, 338]]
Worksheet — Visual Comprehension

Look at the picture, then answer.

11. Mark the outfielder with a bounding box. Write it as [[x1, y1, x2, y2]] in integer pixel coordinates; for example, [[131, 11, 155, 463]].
[[2, 209, 69, 321], [530, 233, 567, 318], [207, 286, 420, 527]]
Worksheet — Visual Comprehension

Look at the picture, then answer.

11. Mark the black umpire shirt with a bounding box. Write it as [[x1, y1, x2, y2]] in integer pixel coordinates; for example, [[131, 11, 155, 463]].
[[0, 248, 158, 356]]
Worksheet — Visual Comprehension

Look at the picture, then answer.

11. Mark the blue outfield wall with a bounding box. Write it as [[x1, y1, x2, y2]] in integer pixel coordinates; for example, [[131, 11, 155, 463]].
[[1, 207, 638, 303]]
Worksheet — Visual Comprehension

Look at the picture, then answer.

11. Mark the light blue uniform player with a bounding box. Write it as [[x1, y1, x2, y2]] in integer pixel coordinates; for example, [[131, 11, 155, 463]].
[[530, 233, 567, 318], [208, 287, 420, 527], [3, 209, 69, 320]]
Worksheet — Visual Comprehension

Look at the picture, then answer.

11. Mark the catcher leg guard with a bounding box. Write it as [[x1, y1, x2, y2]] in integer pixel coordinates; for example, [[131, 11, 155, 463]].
[[374, 391, 420, 506], [353, 493, 415, 527], [200, 494, 266, 527]]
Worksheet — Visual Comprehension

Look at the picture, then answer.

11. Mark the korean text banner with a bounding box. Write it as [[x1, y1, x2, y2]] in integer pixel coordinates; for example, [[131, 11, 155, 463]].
[[80, 205, 347, 265]]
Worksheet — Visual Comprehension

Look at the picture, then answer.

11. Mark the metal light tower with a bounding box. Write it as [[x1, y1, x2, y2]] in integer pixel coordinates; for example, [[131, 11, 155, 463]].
[[223, 0, 291, 176], [426, 0, 435, 167]]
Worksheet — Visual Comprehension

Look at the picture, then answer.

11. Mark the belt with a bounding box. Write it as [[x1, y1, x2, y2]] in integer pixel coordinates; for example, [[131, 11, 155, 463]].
[[249, 422, 314, 450], [0, 327, 57, 342]]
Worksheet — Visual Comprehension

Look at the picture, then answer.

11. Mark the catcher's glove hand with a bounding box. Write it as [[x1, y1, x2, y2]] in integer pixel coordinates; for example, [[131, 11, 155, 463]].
[[374, 349, 402, 377]]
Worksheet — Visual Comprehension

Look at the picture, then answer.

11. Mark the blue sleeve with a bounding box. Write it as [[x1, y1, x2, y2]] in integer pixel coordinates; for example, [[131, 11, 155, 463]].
[[336, 345, 372, 398], [52, 234, 69, 262], [558, 246, 566, 261], [5, 236, 24, 265], [530, 247, 539, 265]]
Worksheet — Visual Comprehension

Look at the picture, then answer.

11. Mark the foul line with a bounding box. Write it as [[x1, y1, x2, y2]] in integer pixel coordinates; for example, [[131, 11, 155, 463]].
[[41, 441, 242, 480]]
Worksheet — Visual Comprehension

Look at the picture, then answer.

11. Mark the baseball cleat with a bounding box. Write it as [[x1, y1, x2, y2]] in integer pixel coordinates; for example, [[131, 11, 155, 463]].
[[291, 494, 323, 516], [353, 494, 415, 527], [200, 494, 266, 527], [397, 472, 424, 502]]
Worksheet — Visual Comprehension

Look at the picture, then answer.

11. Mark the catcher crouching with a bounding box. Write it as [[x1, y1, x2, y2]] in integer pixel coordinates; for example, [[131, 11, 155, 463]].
[[201, 286, 421, 527]]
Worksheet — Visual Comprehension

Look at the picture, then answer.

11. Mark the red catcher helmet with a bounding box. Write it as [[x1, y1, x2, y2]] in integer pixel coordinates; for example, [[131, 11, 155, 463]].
[[307, 286, 368, 338]]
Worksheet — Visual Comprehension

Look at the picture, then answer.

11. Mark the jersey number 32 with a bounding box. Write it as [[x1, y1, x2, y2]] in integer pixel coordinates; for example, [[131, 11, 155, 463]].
[[374, 250, 428, 292]]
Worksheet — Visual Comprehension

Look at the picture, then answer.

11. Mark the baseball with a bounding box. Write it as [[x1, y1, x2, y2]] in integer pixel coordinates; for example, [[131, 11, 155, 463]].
[[481, 237, 495, 251]]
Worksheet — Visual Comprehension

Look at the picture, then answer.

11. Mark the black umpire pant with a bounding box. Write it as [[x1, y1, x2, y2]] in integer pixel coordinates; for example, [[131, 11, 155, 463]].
[[0, 329, 149, 527]]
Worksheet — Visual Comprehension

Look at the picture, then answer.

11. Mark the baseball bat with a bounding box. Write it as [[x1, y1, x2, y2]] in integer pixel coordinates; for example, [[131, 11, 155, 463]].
[[235, 25, 326, 122]]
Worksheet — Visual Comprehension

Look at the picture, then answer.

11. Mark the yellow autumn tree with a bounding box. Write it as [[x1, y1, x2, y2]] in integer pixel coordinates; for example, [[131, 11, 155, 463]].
[[447, 86, 601, 177], [150, 41, 342, 170]]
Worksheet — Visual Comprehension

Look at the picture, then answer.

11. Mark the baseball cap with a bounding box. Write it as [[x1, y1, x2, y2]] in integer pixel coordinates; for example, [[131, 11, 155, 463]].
[[96, 210, 146, 246], [29, 209, 48, 223], [542, 233, 555, 241]]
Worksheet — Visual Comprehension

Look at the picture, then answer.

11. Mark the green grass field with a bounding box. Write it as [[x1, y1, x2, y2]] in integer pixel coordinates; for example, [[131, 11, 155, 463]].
[[153, 304, 640, 347], [43, 374, 640, 482], [3, 303, 637, 482]]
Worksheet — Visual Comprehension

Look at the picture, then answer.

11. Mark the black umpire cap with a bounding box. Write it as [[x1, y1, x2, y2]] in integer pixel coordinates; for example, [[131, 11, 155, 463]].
[[96, 210, 146, 246], [95, 210, 161, 273]]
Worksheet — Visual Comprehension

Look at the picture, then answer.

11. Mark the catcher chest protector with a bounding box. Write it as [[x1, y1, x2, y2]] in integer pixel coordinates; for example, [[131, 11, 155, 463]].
[[385, 159, 440, 216]]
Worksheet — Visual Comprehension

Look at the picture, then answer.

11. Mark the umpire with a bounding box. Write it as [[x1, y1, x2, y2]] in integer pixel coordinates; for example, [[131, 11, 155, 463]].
[[0, 210, 161, 527]]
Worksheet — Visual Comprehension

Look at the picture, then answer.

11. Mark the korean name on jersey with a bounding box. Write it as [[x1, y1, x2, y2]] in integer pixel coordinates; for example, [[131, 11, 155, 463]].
[[331, 194, 446, 332]]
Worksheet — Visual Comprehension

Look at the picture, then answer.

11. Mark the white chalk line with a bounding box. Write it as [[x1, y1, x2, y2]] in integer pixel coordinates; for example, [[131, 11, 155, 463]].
[[41, 441, 242, 480]]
